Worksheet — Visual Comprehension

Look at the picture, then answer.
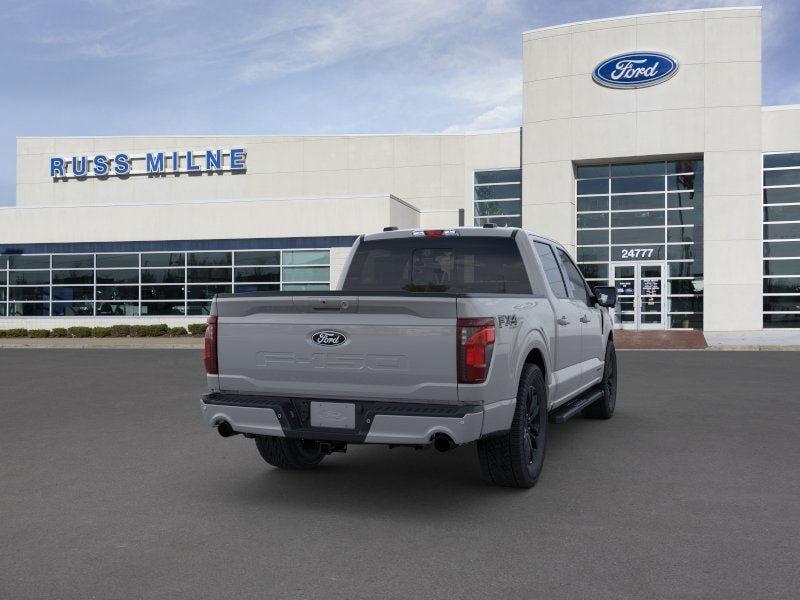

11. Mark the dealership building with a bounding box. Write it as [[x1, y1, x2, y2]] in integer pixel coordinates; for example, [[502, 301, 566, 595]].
[[2, 6, 799, 333]]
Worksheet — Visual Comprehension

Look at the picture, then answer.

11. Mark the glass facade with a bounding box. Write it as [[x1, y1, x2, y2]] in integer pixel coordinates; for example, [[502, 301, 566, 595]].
[[0, 248, 330, 317], [575, 159, 704, 329], [763, 153, 800, 328], [474, 169, 522, 227]]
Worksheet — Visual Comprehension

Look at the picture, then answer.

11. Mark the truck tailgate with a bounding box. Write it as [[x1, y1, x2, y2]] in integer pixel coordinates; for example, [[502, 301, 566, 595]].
[[216, 295, 458, 403]]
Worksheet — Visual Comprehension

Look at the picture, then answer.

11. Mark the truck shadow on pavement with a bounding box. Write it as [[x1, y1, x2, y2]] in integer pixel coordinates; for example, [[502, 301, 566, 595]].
[[219, 417, 601, 517]]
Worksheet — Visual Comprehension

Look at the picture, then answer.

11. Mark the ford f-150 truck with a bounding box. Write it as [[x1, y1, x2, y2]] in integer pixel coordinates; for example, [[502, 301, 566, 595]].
[[201, 226, 618, 488]]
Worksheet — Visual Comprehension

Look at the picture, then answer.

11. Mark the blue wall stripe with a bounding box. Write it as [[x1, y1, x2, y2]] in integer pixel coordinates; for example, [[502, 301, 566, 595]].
[[0, 235, 358, 255]]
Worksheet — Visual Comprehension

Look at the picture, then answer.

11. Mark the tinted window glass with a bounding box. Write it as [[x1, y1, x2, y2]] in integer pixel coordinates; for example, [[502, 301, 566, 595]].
[[234, 251, 279, 266], [343, 237, 532, 294], [578, 263, 608, 280], [474, 184, 521, 200], [53, 286, 94, 301], [577, 179, 608, 195], [577, 230, 608, 245], [611, 194, 664, 210], [142, 268, 184, 284], [764, 170, 800, 187], [10, 287, 50, 301], [9, 255, 49, 269], [577, 246, 609, 262], [611, 176, 663, 194], [763, 278, 800, 293], [576, 165, 608, 178], [95, 286, 138, 301], [764, 205, 800, 222], [557, 249, 590, 305], [577, 212, 608, 228], [611, 210, 664, 228], [764, 260, 800, 276], [611, 228, 664, 244], [667, 191, 701, 209], [474, 170, 521, 184], [474, 200, 522, 217], [764, 223, 800, 240], [52, 270, 93, 284], [764, 153, 800, 168], [577, 196, 608, 212], [283, 250, 329, 266], [52, 254, 93, 269], [141, 253, 185, 267], [611, 162, 664, 176], [764, 241, 800, 258], [96, 254, 138, 268], [234, 267, 280, 282], [188, 252, 231, 266], [667, 174, 698, 191], [9, 271, 50, 285], [533, 242, 567, 299], [283, 266, 329, 282], [763, 188, 800, 204], [96, 269, 138, 284]]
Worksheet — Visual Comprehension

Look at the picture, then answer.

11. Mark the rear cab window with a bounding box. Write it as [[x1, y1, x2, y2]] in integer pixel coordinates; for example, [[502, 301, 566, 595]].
[[342, 236, 532, 294]]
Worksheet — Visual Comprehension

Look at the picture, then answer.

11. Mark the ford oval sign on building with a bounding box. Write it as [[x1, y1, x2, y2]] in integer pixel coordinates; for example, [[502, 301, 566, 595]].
[[592, 52, 679, 89]]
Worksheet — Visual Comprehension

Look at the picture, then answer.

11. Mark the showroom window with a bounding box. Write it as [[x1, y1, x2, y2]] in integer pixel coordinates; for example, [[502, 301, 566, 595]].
[[763, 153, 800, 328], [0, 248, 330, 317], [575, 159, 704, 329], [474, 169, 522, 227]]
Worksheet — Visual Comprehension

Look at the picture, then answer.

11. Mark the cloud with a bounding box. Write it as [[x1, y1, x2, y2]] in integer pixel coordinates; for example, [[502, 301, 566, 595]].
[[235, 0, 473, 81], [442, 102, 521, 132]]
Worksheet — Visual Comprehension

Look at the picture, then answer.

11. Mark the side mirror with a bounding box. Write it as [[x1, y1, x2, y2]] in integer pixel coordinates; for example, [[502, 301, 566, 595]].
[[592, 286, 617, 308]]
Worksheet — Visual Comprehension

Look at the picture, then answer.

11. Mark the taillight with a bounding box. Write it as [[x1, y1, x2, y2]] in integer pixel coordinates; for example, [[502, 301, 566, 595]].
[[457, 317, 495, 384], [204, 315, 218, 374]]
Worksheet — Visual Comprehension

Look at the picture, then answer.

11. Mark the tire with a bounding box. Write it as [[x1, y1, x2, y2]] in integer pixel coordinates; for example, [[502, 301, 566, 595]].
[[254, 436, 325, 470], [477, 364, 548, 488], [583, 339, 617, 419]]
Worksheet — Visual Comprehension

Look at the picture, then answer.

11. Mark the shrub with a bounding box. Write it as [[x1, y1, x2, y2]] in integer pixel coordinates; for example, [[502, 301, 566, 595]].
[[28, 329, 51, 338], [4, 328, 28, 338], [145, 324, 169, 337], [91, 327, 113, 338], [109, 324, 132, 337], [0, 330, 5, 338], [188, 323, 207, 336], [130, 325, 148, 337], [68, 326, 92, 338], [51, 328, 69, 338], [167, 326, 188, 337]]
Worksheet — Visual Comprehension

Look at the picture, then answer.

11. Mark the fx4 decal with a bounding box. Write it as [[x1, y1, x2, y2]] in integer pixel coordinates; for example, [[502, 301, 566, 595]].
[[497, 314, 519, 328]]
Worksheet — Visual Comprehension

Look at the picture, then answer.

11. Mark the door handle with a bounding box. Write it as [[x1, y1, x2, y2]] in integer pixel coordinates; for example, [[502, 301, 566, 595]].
[[580, 315, 590, 324], [557, 316, 570, 326]]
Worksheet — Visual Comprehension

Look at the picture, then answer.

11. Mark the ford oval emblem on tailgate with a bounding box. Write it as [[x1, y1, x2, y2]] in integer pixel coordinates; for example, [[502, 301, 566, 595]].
[[311, 330, 348, 347]]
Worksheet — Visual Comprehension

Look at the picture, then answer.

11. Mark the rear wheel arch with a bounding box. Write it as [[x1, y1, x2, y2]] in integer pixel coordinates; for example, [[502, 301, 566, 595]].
[[515, 334, 551, 404]]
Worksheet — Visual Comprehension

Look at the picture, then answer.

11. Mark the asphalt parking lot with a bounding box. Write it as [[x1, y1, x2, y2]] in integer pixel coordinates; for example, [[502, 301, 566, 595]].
[[1, 349, 798, 600]]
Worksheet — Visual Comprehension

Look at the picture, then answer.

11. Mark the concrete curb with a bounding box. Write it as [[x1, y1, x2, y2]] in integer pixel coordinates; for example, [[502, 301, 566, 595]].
[[0, 338, 204, 349], [707, 345, 800, 351], [618, 345, 800, 351]]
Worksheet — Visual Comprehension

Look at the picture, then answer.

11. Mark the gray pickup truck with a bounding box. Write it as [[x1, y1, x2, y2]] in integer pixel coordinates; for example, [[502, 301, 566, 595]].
[[201, 226, 618, 488]]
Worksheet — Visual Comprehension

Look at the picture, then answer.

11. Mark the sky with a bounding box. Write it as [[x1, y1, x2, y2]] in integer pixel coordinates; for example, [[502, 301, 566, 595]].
[[1, 0, 799, 206]]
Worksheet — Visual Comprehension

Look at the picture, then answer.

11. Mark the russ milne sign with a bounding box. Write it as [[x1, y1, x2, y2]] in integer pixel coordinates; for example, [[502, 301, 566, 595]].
[[592, 52, 678, 89], [50, 148, 246, 179]]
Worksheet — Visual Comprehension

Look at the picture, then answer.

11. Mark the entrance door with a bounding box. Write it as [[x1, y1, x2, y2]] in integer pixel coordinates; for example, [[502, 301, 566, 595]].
[[610, 262, 666, 330]]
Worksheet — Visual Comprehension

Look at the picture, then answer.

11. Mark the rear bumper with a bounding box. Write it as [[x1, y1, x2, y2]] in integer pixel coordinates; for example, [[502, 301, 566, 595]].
[[201, 393, 513, 446]]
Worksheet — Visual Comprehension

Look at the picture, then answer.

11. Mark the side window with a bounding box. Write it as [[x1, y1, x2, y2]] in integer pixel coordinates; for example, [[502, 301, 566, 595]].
[[557, 249, 591, 305], [533, 241, 568, 299]]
